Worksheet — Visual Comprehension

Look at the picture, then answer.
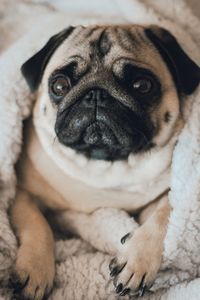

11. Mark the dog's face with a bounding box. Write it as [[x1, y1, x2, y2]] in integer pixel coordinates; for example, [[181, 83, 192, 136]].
[[22, 25, 200, 160]]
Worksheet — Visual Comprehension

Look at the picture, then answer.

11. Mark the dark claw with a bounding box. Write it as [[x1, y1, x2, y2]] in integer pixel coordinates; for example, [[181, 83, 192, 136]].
[[110, 263, 126, 277], [120, 288, 130, 296], [109, 258, 117, 272], [113, 275, 118, 287], [110, 266, 120, 277], [9, 273, 29, 293], [116, 283, 123, 294], [138, 275, 146, 297], [121, 233, 131, 244], [138, 284, 146, 297], [44, 284, 53, 299]]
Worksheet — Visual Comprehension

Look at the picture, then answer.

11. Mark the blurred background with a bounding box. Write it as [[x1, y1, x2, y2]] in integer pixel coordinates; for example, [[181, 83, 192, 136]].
[[0, 0, 199, 54], [189, 0, 200, 18]]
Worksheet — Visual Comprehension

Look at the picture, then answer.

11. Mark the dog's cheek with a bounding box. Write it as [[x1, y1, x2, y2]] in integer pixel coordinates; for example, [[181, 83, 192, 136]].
[[34, 89, 57, 130], [151, 90, 181, 147]]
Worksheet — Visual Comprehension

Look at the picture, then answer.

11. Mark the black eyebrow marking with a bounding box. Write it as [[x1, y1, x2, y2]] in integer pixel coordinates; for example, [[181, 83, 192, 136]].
[[97, 28, 111, 57], [125, 28, 141, 49], [84, 27, 99, 39], [115, 27, 125, 51], [114, 27, 137, 53]]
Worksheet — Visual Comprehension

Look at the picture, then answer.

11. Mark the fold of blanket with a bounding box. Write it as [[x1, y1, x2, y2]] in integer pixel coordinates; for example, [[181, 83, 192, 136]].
[[0, 0, 200, 299]]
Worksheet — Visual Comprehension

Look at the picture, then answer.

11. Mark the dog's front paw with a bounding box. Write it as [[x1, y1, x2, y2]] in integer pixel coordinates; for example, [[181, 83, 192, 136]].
[[109, 226, 163, 297], [10, 244, 55, 300]]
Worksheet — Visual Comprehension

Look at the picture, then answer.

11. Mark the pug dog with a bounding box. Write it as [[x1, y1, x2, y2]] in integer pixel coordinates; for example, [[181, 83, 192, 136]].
[[10, 24, 200, 300]]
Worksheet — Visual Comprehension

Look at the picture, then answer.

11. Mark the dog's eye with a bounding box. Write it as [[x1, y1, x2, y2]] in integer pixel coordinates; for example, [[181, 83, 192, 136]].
[[133, 78, 152, 94], [50, 75, 71, 99]]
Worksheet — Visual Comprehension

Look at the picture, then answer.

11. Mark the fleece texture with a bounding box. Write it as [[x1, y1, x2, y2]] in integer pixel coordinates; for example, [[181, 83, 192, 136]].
[[0, 0, 200, 299]]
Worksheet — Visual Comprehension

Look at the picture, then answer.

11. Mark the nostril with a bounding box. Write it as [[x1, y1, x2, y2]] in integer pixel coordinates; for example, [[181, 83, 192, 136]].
[[101, 90, 109, 99], [82, 90, 96, 107], [96, 90, 109, 101], [82, 88, 110, 107], [84, 90, 95, 100]]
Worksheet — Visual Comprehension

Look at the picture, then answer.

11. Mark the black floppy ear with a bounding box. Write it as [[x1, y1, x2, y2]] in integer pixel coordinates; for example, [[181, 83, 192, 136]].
[[21, 26, 75, 92], [145, 26, 200, 95]]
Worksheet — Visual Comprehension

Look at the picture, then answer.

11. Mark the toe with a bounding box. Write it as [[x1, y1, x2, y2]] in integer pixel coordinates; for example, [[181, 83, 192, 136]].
[[126, 272, 145, 291], [115, 269, 133, 290]]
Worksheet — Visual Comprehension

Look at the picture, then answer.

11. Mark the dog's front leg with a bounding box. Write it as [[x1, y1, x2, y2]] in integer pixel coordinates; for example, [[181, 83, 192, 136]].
[[10, 188, 55, 300], [110, 195, 170, 297], [54, 208, 139, 255]]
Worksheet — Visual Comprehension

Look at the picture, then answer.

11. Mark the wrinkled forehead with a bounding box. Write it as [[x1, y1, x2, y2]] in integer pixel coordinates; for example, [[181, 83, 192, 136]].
[[43, 25, 169, 80]]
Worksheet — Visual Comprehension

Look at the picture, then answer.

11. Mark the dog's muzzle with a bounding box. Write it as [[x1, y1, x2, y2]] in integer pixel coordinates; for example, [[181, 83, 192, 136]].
[[79, 89, 120, 147], [55, 88, 153, 160]]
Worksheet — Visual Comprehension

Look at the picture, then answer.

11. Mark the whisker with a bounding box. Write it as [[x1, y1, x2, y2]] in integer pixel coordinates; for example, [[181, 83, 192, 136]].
[[52, 135, 58, 147]]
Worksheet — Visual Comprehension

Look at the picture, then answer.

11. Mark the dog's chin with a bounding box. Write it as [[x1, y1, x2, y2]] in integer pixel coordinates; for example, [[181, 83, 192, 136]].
[[76, 146, 131, 161]]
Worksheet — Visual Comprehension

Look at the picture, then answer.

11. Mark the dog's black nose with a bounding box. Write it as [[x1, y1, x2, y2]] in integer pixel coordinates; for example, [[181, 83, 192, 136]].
[[82, 88, 109, 107]]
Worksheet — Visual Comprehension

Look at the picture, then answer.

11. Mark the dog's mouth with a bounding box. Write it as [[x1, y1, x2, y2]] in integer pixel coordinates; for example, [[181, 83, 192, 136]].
[[70, 119, 136, 160], [55, 89, 154, 160]]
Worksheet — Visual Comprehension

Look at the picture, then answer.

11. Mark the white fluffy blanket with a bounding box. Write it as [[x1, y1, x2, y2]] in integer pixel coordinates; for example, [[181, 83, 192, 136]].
[[0, 0, 200, 299]]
